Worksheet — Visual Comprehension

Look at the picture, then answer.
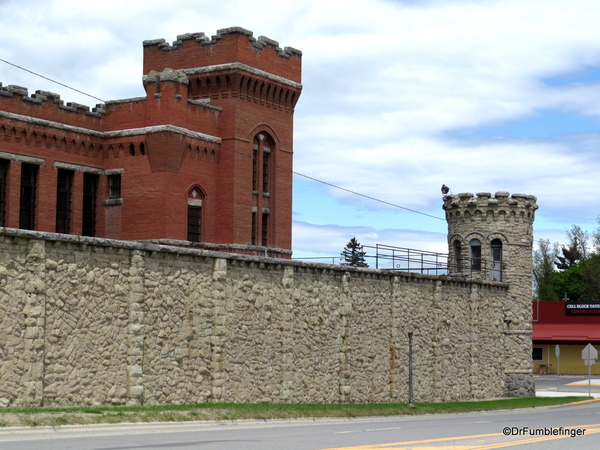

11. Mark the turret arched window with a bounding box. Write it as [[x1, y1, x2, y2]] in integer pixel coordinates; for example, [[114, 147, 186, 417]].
[[453, 240, 463, 273], [490, 238, 503, 281], [470, 239, 482, 272]]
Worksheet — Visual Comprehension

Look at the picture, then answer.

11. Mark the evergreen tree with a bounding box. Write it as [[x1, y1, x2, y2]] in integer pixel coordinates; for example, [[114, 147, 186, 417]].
[[341, 238, 369, 267]]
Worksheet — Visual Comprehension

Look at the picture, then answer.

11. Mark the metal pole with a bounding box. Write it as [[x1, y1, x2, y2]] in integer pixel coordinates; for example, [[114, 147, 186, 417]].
[[408, 331, 415, 408], [589, 362, 592, 398], [556, 345, 560, 392]]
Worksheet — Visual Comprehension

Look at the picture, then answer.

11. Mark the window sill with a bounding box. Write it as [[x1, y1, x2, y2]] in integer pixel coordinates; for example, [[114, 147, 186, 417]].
[[104, 198, 123, 206]]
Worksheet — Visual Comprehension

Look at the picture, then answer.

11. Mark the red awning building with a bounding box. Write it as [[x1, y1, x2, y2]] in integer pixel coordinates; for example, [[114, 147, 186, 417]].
[[532, 301, 600, 374]]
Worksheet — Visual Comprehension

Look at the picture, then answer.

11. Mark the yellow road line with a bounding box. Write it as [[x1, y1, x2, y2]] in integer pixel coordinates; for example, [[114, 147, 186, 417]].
[[321, 423, 600, 450], [571, 398, 600, 405], [320, 433, 503, 450]]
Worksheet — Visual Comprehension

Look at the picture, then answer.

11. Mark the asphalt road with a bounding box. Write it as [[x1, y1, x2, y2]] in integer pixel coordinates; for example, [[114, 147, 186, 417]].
[[1, 398, 600, 450], [535, 374, 600, 396]]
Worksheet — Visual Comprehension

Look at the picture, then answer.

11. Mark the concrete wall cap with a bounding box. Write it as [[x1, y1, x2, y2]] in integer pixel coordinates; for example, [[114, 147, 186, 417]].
[[143, 68, 189, 85]]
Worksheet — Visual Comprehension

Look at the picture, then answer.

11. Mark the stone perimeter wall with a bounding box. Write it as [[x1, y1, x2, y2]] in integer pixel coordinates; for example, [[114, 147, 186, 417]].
[[0, 229, 529, 407]]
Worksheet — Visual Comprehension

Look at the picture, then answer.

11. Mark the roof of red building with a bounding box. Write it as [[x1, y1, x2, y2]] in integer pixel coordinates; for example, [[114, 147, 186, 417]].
[[533, 323, 600, 342]]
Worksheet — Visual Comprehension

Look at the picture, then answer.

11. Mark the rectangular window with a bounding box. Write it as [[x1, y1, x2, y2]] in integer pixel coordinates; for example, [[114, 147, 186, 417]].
[[0, 159, 8, 227], [252, 144, 259, 192], [532, 347, 543, 361], [251, 211, 257, 245], [82, 173, 98, 237], [470, 241, 482, 272], [453, 241, 462, 273], [262, 147, 270, 193], [187, 206, 201, 242], [56, 169, 73, 234], [261, 212, 269, 247], [108, 174, 121, 199], [19, 163, 38, 230]]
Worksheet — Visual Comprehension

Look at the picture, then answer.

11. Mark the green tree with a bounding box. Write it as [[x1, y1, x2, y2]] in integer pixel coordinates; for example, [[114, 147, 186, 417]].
[[536, 223, 600, 302], [341, 238, 369, 267], [553, 263, 585, 302], [593, 215, 600, 254], [567, 225, 590, 259], [578, 254, 600, 302], [555, 244, 582, 271], [533, 239, 559, 301]]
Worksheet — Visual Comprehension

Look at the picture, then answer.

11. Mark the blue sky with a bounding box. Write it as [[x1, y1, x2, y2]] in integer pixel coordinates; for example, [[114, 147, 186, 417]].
[[2, 0, 600, 261]]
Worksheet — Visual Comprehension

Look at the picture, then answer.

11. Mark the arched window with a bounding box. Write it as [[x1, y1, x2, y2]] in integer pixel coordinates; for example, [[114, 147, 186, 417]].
[[187, 187, 204, 242], [453, 240, 463, 273], [470, 239, 481, 272], [490, 238, 503, 281], [252, 132, 273, 194]]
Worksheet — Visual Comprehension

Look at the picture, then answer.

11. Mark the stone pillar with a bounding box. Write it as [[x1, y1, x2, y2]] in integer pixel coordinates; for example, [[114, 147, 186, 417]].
[[280, 265, 295, 401], [22, 240, 47, 405], [209, 258, 228, 401], [388, 277, 402, 400], [127, 250, 146, 405], [338, 272, 352, 402]]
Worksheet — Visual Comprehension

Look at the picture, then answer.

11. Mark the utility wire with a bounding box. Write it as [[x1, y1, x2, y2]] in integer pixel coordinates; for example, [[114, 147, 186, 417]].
[[0, 57, 446, 221]]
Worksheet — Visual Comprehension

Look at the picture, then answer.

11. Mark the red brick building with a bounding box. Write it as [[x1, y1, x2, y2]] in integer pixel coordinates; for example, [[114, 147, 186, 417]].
[[0, 27, 302, 257]]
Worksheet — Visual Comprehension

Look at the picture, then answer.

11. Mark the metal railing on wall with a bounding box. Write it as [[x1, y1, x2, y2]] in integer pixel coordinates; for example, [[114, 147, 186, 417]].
[[294, 243, 499, 280]]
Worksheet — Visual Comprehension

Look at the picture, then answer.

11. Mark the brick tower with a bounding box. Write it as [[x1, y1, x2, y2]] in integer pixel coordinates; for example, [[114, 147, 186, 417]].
[[443, 191, 538, 396], [141, 28, 302, 254]]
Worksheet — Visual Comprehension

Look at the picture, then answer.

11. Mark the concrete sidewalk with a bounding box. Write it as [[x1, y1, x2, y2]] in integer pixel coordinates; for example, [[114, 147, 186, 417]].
[[536, 390, 600, 398], [535, 374, 600, 398]]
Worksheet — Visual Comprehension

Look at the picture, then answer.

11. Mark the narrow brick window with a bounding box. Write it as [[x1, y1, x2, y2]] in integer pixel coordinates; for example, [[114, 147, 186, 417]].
[[19, 163, 38, 230], [187, 206, 201, 242], [252, 132, 274, 195], [251, 211, 257, 245], [108, 174, 121, 199], [0, 159, 8, 227], [262, 146, 270, 193], [56, 169, 73, 234], [82, 173, 98, 236], [187, 188, 204, 242], [252, 143, 259, 192], [261, 211, 269, 247]]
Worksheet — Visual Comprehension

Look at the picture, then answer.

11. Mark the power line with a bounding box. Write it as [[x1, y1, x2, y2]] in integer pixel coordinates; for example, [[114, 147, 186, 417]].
[[0, 57, 446, 221]]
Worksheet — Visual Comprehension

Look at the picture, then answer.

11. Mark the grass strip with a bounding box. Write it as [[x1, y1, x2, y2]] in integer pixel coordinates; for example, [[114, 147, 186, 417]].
[[0, 397, 588, 428]]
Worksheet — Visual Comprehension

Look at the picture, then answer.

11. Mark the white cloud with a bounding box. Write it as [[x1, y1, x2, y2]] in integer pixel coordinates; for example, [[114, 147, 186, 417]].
[[3, 0, 600, 253], [292, 220, 448, 258]]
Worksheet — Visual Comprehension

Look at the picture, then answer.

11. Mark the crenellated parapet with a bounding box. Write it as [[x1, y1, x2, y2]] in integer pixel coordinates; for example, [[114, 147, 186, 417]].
[[443, 191, 538, 224], [0, 82, 105, 118], [142, 27, 302, 86], [143, 27, 302, 60]]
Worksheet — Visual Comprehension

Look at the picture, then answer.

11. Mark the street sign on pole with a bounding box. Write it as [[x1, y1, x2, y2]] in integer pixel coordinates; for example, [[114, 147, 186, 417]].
[[582, 343, 597, 397], [582, 343, 598, 365]]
